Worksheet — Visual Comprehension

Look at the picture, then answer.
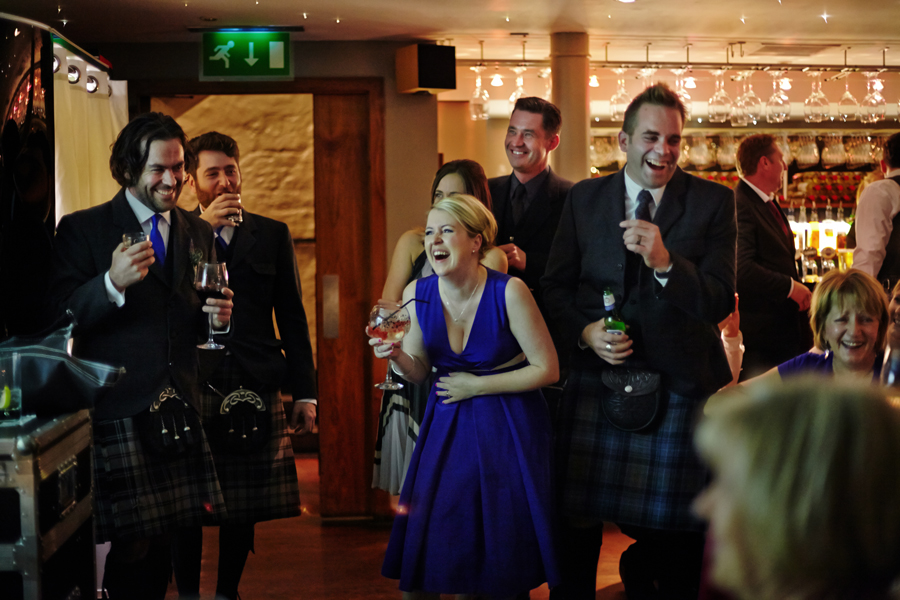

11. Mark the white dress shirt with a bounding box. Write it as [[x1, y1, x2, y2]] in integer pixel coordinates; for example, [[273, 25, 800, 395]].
[[853, 168, 900, 278]]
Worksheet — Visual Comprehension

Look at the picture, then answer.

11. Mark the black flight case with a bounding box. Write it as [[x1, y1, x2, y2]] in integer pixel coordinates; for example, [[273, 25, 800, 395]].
[[0, 410, 94, 599]]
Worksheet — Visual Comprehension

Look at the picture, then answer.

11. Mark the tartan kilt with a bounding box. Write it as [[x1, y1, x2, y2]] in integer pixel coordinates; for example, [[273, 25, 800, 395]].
[[198, 361, 301, 524], [555, 368, 709, 532], [93, 415, 227, 543]]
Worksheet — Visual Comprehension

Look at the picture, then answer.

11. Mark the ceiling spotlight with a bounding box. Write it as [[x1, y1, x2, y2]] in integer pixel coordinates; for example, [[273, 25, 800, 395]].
[[61, 19, 68, 26], [336, 18, 340, 23], [589, 74, 599, 87], [684, 77, 697, 89], [617, 0, 636, 3], [490, 73, 503, 87], [303, 12, 307, 18], [740, 16, 745, 23], [821, 12, 829, 23], [506, 16, 510, 22]]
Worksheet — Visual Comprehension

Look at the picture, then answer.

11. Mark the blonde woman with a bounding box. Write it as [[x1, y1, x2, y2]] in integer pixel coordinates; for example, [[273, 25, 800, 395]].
[[695, 378, 900, 600], [369, 195, 558, 598], [373, 160, 507, 494]]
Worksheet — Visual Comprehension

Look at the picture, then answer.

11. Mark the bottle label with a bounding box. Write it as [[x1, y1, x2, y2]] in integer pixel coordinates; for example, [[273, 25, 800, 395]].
[[603, 291, 615, 311]]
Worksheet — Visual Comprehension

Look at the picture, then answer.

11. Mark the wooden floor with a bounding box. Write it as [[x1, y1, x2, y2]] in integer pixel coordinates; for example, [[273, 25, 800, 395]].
[[165, 455, 630, 600]]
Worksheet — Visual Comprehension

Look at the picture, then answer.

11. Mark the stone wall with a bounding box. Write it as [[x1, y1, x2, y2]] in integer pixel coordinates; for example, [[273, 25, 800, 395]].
[[153, 94, 318, 364]]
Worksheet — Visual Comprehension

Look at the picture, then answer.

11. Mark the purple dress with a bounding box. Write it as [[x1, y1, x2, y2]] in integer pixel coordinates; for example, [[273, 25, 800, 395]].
[[778, 351, 884, 381], [382, 269, 559, 596]]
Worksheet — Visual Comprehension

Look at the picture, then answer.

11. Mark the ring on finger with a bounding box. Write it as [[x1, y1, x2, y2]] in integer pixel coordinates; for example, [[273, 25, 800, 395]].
[[605, 343, 613, 352]]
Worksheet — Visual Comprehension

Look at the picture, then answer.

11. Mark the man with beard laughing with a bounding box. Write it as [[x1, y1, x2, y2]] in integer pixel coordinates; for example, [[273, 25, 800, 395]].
[[50, 113, 232, 600], [543, 84, 736, 599]]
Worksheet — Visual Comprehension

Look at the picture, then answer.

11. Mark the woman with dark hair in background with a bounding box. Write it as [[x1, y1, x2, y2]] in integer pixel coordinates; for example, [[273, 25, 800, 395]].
[[372, 159, 507, 494]]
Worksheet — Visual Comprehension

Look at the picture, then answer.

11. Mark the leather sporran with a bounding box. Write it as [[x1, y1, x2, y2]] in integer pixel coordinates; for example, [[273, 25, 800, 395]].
[[599, 368, 662, 432], [136, 387, 202, 457], [210, 388, 271, 455]]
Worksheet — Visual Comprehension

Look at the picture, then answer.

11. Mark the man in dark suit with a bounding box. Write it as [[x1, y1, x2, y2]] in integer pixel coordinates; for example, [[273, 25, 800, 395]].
[[489, 96, 572, 381], [49, 113, 233, 600], [542, 84, 736, 599], [735, 134, 811, 380], [172, 132, 317, 600]]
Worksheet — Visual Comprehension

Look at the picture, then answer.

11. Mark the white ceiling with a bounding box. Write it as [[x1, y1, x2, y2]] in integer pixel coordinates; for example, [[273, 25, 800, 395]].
[[9, 0, 900, 67]]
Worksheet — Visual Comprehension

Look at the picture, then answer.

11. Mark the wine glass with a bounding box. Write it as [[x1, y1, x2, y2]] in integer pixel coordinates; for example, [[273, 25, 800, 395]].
[[766, 70, 791, 123], [469, 65, 489, 121], [195, 261, 229, 350], [637, 67, 657, 90], [837, 73, 859, 122], [368, 303, 412, 390], [861, 72, 886, 124], [707, 69, 733, 123], [610, 68, 631, 122], [740, 71, 763, 123], [508, 65, 527, 106], [730, 72, 749, 127], [671, 68, 692, 122], [803, 72, 830, 123]]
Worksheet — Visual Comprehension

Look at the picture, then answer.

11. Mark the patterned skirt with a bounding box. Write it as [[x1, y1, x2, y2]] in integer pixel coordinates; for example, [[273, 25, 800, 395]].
[[555, 368, 709, 532], [93, 415, 227, 543], [198, 357, 301, 524], [372, 371, 431, 495]]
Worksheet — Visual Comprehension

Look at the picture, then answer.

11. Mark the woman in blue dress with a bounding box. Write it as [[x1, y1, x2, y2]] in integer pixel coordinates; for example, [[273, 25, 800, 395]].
[[369, 194, 560, 598]]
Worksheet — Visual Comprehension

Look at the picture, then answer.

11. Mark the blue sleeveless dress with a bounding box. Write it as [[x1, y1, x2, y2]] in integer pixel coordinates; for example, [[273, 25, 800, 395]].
[[382, 269, 560, 596]]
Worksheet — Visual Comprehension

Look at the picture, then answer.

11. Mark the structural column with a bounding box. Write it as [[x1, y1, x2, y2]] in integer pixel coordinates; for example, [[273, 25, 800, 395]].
[[550, 32, 590, 183]]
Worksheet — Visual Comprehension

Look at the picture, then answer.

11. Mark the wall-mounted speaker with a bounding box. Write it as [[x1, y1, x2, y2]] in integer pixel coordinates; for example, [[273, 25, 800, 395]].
[[395, 44, 456, 94]]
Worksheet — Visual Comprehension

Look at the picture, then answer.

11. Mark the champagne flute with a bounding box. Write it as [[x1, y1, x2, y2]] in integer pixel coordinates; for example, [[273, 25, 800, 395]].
[[369, 303, 411, 390], [195, 262, 229, 350]]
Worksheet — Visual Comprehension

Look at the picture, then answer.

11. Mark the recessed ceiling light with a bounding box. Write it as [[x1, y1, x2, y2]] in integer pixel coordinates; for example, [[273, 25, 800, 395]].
[[821, 12, 830, 23], [617, 0, 636, 3]]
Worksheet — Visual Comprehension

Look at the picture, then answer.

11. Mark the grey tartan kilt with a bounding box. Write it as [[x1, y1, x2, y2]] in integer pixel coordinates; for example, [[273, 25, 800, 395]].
[[93, 415, 227, 543], [555, 368, 709, 532], [198, 362, 301, 524]]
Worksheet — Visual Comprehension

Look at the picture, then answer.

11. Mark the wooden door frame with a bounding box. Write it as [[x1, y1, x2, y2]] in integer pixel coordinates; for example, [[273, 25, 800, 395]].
[[129, 78, 386, 517]]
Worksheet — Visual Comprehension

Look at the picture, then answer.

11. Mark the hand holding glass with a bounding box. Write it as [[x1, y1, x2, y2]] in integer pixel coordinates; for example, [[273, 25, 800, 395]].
[[122, 232, 149, 248], [369, 303, 411, 390], [195, 262, 229, 350]]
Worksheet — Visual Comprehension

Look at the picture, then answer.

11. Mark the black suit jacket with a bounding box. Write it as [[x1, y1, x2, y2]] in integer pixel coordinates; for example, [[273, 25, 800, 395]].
[[200, 210, 317, 399], [489, 168, 573, 294], [49, 190, 216, 420], [542, 168, 736, 397], [735, 180, 805, 375], [490, 169, 573, 371]]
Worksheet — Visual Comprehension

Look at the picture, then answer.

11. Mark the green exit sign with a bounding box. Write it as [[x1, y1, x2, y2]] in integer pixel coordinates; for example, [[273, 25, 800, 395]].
[[200, 32, 292, 81]]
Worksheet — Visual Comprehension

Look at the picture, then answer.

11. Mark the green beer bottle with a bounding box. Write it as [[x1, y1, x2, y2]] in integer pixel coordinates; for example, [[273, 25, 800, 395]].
[[603, 287, 626, 334]]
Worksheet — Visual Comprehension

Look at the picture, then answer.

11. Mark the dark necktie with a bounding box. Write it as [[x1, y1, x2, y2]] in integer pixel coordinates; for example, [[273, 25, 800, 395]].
[[150, 214, 166, 265], [635, 189, 654, 222], [767, 198, 792, 240], [511, 183, 527, 226], [215, 225, 228, 256]]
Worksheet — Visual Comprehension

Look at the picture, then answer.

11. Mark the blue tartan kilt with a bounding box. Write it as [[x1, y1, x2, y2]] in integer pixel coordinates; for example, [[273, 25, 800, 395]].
[[198, 358, 301, 524], [93, 415, 227, 543], [555, 368, 709, 532]]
